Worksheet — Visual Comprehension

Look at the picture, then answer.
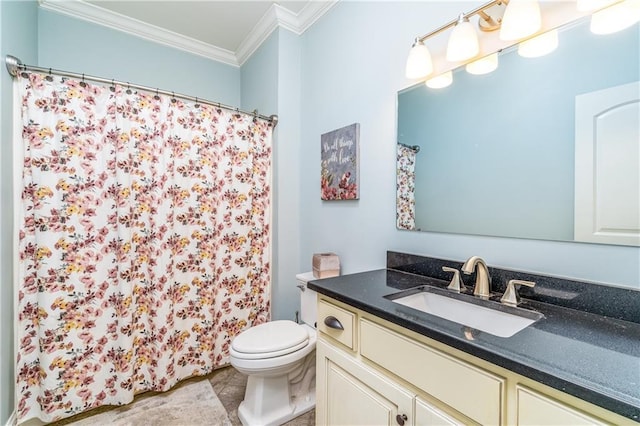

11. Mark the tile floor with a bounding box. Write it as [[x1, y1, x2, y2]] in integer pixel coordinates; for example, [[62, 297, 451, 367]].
[[208, 365, 316, 426], [51, 365, 314, 426]]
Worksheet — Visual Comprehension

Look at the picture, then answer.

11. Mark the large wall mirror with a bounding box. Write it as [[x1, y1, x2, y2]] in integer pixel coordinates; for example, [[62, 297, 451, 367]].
[[396, 16, 639, 246]]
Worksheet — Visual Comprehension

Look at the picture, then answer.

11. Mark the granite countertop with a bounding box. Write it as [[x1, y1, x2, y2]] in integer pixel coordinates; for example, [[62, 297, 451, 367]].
[[308, 268, 640, 422]]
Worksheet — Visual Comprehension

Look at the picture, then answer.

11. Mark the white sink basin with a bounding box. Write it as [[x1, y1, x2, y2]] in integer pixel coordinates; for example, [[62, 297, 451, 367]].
[[388, 288, 542, 338]]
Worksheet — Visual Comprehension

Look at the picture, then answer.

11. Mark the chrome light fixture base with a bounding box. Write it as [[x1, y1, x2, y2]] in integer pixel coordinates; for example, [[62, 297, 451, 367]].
[[477, 2, 507, 32]]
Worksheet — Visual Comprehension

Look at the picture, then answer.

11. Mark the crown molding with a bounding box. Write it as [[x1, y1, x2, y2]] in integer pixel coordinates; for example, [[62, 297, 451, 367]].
[[39, 0, 338, 68], [235, 4, 283, 66], [236, 1, 337, 65], [39, 0, 239, 67], [296, 1, 338, 34]]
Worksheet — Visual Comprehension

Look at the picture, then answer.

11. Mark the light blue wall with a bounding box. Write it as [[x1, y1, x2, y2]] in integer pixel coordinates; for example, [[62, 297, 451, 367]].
[[38, 9, 241, 105], [241, 31, 278, 115], [240, 29, 303, 322], [1, 1, 38, 422], [299, 1, 640, 289], [273, 29, 302, 322], [399, 19, 639, 241]]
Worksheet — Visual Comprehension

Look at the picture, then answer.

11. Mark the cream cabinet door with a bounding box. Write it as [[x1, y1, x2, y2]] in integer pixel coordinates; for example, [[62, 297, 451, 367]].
[[517, 386, 607, 426], [316, 339, 414, 426], [415, 397, 464, 426]]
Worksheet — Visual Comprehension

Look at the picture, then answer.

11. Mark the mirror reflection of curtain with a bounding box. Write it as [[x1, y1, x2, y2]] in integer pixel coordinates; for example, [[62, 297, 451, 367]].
[[15, 72, 273, 423], [396, 144, 417, 230]]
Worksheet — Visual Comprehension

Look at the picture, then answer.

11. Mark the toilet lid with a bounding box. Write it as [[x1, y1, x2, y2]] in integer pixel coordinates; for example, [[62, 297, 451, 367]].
[[231, 320, 309, 356]]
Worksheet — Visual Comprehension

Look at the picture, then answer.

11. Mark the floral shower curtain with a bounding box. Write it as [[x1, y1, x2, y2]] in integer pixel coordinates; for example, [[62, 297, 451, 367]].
[[396, 144, 417, 230], [16, 72, 273, 423]]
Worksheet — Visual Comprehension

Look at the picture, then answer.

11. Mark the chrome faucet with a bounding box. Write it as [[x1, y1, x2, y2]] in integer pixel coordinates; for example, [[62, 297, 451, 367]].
[[461, 256, 491, 299], [501, 279, 536, 307]]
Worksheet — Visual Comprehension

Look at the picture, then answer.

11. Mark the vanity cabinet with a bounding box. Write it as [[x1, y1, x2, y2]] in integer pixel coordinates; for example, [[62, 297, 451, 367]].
[[317, 340, 466, 426], [316, 295, 628, 426], [317, 298, 480, 425]]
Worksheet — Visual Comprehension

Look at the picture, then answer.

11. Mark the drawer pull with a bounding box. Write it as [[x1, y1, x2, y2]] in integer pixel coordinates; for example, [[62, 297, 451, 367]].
[[324, 315, 344, 330], [396, 414, 408, 425]]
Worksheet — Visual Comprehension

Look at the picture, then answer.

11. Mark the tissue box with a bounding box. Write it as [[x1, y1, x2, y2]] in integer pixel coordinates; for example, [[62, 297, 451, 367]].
[[312, 253, 340, 278]]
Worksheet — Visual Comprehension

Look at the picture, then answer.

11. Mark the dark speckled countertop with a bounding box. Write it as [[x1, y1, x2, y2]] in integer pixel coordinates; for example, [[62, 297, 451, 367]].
[[308, 261, 640, 422]]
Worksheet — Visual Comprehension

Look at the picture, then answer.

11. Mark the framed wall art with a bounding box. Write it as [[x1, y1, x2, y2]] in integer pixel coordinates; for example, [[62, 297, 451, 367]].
[[320, 123, 360, 200]]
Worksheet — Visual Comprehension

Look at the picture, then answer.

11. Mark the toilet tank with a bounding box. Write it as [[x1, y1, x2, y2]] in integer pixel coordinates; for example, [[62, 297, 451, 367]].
[[296, 272, 318, 326]]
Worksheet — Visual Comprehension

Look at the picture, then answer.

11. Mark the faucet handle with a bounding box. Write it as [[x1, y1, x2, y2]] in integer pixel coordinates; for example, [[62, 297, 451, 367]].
[[443, 266, 466, 293], [500, 279, 535, 307]]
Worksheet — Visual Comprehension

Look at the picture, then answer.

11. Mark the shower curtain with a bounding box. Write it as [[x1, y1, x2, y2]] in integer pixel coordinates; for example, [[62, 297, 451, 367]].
[[396, 144, 417, 230], [15, 72, 273, 423]]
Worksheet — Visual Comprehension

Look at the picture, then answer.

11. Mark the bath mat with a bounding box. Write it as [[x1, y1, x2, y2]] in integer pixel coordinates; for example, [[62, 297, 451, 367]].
[[59, 378, 232, 426]]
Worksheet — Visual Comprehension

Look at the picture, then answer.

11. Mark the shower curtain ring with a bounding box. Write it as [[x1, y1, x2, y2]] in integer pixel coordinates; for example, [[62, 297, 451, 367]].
[[46, 68, 53, 81]]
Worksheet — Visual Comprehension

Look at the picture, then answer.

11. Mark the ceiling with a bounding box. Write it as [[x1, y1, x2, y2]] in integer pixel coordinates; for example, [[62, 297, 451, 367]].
[[42, 0, 336, 66]]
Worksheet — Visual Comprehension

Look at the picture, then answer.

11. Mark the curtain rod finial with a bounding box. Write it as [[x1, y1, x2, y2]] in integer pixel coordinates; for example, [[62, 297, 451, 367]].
[[269, 115, 279, 127], [5, 55, 22, 77]]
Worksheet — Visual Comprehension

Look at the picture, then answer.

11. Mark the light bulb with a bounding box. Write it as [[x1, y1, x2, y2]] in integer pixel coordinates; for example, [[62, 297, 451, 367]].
[[425, 71, 453, 89], [500, 0, 542, 41], [446, 14, 480, 62], [590, 0, 640, 34], [465, 53, 499, 75], [405, 40, 433, 79], [518, 29, 559, 57]]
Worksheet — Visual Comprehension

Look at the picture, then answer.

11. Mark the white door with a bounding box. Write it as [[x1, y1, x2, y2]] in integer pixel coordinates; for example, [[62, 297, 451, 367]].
[[575, 81, 640, 246]]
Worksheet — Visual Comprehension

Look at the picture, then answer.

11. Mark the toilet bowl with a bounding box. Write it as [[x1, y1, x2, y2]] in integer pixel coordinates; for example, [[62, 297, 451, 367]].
[[230, 272, 318, 426]]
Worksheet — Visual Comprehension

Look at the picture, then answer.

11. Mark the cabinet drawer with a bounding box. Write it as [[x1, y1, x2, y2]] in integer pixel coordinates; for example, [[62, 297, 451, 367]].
[[360, 319, 504, 425], [516, 386, 607, 425], [318, 300, 356, 350]]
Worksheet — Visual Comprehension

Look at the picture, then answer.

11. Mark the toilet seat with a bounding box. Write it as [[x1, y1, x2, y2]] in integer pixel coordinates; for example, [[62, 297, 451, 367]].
[[231, 320, 310, 360]]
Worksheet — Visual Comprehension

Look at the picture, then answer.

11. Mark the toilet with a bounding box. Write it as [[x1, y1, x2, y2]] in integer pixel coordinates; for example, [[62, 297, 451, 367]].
[[230, 272, 318, 426]]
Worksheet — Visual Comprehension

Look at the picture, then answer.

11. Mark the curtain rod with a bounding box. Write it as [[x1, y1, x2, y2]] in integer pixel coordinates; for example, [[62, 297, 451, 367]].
[[4, 54, 278, 127], [398, 142, 420, 153]]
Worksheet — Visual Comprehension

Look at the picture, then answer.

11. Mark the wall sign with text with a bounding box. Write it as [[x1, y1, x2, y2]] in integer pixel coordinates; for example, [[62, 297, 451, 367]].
[[320, 123, 360, 200]]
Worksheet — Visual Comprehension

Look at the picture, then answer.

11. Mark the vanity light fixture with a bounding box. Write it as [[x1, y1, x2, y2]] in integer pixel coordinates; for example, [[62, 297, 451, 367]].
[[465, 52, 499, 75], [589, 0, 640, 34], [518, 29, 559, 57], [405, 38, 433, 79], [425, 71, 453, 89], [446, 14, 480, 62], [500, 0, 542, 41], [406, 0, 631, 89], [405, 0, 507, 80]]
